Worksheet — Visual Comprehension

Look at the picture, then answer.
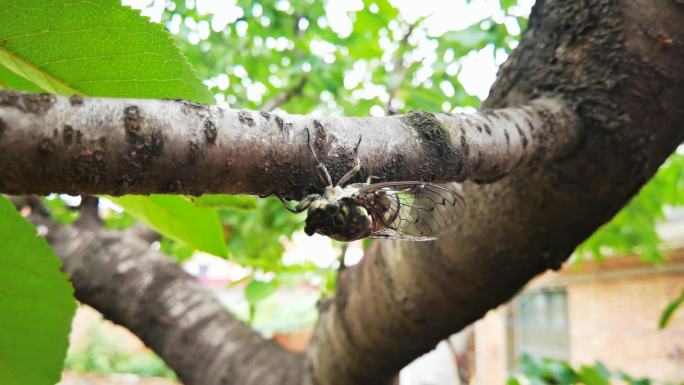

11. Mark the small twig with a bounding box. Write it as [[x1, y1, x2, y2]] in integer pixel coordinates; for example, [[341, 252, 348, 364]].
[[262, 76, 308, 112], [75, 196, 100, 226], [386, 17, 429, 115], [337, 242, 349, 274]]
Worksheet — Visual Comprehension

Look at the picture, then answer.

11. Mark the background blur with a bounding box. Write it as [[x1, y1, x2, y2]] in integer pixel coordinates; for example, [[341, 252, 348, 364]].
[[56, 0, 684, 384]]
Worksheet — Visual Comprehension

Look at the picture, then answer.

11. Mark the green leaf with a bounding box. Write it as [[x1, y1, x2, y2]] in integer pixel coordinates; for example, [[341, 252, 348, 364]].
[[578, 365, 610, 385], [102, 210, 137, 231], [187, 194, 257, 210], [402, 85, 444, 112], [659, 287, 684, 329], [511, 355, 663, 385], [244, 278, 279, 324], [0, 65, 44, 92], [618, 372, 652, 385], [0, 196, 77, 385], [500, 0, 518, 11], [250, 288, 320, 333], [42, 195, 79, 224], [245, 279, 279, 306], [110, 195, 227, 257], [218, 197, 304, 267], [0, 0, 213, 103], [159, 237, 195, 263]]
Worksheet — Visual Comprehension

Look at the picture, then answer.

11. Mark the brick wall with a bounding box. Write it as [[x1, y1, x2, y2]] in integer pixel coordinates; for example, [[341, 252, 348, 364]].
[[473, 308, 508, 385], [568, 272, 684, 382], [470, 252, 684, 384]]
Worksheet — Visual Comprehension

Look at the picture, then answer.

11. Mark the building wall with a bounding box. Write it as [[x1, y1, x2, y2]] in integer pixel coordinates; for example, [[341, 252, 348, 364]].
[[467, 254, 684, 385], [567, 271, 684, 382], [473, 308, 508, 385], [400, 341, 459, 385]]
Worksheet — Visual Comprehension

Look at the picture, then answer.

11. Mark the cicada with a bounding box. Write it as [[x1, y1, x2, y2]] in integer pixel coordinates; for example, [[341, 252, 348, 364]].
[[278, 129, 464, 241]]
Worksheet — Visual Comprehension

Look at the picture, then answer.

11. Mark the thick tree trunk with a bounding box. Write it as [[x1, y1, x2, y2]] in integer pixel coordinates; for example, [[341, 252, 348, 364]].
[[10, 1, 684, 385], [305, 1, 684, 384]]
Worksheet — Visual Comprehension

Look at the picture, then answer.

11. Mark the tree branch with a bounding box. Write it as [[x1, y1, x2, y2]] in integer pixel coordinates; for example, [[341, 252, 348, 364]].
[[262, 76, 308, 112], [386, 18, 422, 115], [34, 214, 304, 385], [0, 92, 578, 196]]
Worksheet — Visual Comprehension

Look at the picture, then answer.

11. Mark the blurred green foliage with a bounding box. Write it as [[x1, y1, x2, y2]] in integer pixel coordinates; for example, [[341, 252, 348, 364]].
[[65, 322, 176, 379], [188, 194, 258, 209], [219, 197, 303, 268], [166, 0, 520, 116], [508, 354, 678, 385], [42, 195, 79, 224], [576, 152, 684, 264], [245, 278, 280, 321], [103, 210, 138, 230]]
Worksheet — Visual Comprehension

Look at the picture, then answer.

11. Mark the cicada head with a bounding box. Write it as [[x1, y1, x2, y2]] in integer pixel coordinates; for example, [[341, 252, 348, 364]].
[[305, 197, 373, 242]]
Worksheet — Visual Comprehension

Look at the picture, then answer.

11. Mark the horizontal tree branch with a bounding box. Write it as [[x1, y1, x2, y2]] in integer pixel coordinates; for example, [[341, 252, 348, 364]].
[[31, 212, 304, 385], [0, 91, 578, 197]]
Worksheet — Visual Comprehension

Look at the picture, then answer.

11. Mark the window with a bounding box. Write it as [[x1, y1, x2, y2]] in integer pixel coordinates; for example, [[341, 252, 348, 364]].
[[509, 289, 570, 362]]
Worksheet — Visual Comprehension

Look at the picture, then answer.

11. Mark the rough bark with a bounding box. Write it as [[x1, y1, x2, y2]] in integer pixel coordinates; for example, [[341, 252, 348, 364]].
[[31, 213, 304, 385], [305, 1, 684, 384], [0, 94, 576, 197], [6, 1, 684, 385]]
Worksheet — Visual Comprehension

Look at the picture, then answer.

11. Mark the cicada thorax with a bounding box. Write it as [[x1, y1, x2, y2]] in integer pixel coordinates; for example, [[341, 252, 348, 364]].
[[304, 197, 374, 242]]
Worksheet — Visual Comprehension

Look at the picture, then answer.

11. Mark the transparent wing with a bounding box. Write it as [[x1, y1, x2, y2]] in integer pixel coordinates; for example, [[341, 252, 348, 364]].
[[370, 229, 437, 241], [354, 182, 464, 241]]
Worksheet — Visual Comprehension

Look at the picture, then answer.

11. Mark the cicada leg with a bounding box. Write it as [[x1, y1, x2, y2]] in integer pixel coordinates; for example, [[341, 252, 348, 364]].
[[277, 194, 317, 213], [366, 175, 383, 184], [336, 135, 363, 187], [336, 157, 361, 187], [305, 127, 333, 187]]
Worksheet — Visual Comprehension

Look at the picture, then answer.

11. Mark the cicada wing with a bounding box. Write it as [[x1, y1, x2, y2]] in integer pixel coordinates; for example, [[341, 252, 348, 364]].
[[369, 229, 437, 241], [355, 182, 464, 241]]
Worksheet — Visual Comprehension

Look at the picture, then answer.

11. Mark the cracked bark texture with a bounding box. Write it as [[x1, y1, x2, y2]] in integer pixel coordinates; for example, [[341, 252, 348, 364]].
[[8, 0, 684, 384], [34, 215, 305, 385], [305, 1, 684, 384], [0, 94, 576, 196]]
